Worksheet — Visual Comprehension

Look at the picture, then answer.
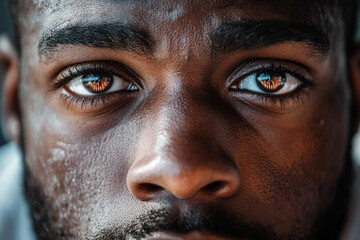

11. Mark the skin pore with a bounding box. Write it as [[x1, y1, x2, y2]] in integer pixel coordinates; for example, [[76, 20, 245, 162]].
[[1, 0, 359, 239]]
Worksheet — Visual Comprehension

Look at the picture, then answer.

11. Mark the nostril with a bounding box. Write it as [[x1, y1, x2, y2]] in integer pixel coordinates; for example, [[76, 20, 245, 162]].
[[203, 181, 226, 193], [127, 155, 241, 200], [139, 183, 162, 193], [133, 183, 164, 200]]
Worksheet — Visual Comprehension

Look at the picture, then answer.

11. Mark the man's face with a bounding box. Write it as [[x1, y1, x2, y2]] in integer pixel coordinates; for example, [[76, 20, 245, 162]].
[[15, 0, 352, 239]]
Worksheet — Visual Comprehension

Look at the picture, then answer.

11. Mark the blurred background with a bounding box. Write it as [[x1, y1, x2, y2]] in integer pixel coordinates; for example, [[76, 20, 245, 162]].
[[0, 0, 11, 147]]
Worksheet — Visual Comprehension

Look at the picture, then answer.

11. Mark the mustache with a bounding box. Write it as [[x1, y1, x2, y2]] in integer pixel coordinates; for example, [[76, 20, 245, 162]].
[[89, 205, 279, 240]]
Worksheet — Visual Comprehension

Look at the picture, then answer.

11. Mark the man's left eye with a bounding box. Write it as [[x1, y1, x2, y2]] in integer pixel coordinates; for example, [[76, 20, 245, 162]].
[[65, 74, 139, 96], [230, 71, 301, 95]]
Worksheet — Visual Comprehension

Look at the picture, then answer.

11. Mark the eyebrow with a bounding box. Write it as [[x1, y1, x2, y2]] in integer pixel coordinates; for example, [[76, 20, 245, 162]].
[[211, 20, 330, 57], [38, 22, 155, 57], [38, 20, 330, 59]]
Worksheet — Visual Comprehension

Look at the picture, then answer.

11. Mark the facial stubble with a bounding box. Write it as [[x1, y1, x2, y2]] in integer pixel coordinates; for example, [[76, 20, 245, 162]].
[[22, 152, 354, 240]]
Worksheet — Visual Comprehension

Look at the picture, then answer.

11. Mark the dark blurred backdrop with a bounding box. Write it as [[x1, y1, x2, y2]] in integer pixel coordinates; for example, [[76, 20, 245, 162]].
[[0, 0, 11, 147]]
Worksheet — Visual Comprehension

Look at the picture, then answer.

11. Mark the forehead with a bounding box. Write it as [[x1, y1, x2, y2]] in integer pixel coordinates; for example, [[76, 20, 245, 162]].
[[24, 0, 323, 28], [18, 0, 330, 61]]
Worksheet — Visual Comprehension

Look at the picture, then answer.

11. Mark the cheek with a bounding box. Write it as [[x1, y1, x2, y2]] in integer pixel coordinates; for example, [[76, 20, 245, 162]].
[[19, 74, 143, 232], [229, 78, 350, 232]]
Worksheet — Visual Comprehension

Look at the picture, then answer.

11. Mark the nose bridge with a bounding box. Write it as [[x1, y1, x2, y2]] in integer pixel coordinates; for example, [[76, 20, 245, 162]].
[[127, 87, 241, 200], [144, 80, 216, 165], [134, 86, 214, 171]]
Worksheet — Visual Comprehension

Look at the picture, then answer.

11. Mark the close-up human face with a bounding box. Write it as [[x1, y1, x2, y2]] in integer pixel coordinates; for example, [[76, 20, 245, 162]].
[[6, 0, 356, 239]]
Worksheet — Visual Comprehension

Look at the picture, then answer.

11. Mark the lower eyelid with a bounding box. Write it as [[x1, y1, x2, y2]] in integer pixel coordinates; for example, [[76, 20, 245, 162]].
[[231, 90, 306, 111], [59, 88, 137, 113]]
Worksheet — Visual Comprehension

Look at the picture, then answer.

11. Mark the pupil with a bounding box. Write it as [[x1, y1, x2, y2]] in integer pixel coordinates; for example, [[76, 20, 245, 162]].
[[256, 72, 285, 93], [81, 74, 113, 93]]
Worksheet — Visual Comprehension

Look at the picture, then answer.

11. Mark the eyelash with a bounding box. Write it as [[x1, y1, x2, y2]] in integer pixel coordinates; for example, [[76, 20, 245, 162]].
[[231, 63, 315, 108], [52, 63, 133, 90], [52, 63, 138, 110]]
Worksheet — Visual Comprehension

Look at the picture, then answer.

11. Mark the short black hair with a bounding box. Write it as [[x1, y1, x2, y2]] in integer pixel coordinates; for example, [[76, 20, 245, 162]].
[[5, 0, 360, 54]]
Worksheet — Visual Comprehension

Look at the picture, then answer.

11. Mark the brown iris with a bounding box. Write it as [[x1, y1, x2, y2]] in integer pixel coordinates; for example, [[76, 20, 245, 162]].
[[256, 72, 285, 93], [81, 74, 113, 93]]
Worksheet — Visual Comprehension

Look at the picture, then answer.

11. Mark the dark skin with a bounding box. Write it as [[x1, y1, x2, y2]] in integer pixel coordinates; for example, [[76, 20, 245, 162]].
[[1, 0, 360, 239]]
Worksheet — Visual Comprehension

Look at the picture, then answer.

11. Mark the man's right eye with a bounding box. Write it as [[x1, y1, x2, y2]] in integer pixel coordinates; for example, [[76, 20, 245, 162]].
[[52, 62, 141, 112], [65, 73, 139, 97]]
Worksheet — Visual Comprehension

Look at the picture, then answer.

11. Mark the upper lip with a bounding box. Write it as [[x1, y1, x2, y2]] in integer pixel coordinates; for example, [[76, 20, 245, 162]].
[[145, 231, 232, 240]]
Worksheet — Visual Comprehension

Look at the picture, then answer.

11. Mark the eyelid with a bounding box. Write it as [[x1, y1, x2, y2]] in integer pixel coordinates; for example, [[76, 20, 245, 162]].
[[51, 61, 142, 91], [226, 59, 314, 89]]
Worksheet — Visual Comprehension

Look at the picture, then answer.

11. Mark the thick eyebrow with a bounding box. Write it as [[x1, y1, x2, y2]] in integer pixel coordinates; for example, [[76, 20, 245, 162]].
[[38, 22, 155, 58], [211, 20, 330, 57]]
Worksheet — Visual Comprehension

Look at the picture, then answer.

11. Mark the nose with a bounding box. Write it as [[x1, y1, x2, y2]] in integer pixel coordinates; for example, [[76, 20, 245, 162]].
[[127, 152, 241, 200], [127, 126, 241, 201], [126, 80, 241, 201]]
